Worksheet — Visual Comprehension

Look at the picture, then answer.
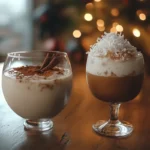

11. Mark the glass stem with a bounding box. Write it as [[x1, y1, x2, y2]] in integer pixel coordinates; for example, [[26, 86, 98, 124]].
[[109, 103, 121, 122]]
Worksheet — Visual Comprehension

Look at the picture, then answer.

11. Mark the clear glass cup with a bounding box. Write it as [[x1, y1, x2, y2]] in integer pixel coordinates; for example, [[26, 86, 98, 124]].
[[2, 51, 72, 132], [86, 52, 144, 137]]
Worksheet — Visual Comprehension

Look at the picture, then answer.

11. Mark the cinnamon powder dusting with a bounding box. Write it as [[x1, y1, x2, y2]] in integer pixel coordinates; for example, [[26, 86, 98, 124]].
[[13, 66, 64, 78]]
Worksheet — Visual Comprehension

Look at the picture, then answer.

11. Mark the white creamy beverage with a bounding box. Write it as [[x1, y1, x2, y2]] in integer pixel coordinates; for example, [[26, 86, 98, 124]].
[[2, 66, 72, 119]]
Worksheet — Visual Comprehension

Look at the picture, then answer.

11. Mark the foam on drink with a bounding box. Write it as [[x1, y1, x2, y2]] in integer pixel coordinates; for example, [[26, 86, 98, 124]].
[[86, 32, 144, 77]]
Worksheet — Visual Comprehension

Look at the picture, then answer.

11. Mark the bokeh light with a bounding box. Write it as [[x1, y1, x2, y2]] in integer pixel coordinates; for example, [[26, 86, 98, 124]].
[[97, 19, 104, 27], [86, 3, 94, 10], [73, 30, 81, 38], [111, 8, 119, 17], [116, 25, 123, 32], [84, 13, 93, 21], [133, 28, 141, 37], [94, 0, 101, 2], [139, 13, 146, 21]]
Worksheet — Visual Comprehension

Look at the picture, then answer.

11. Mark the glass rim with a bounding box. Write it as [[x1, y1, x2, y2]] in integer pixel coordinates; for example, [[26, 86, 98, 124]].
[[7, 50, 68, 59]]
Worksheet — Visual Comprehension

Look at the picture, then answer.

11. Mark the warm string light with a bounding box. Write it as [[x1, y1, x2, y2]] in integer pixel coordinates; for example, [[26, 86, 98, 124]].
[[133, 28, 141, 37], [111, 8, 119, 17], [84, 13, 93, 21], [139, 13, 146, 21], [96, 19, 105, 32], [94, 0, 101, 2], [86, 3, 94, 10], [116, 25, 123, 32], [110, 23, 123, 33], [73, 30, 81, 38], [136, 10, 146, 21], [83, 3, 141, 38], [97, 19, 104, 27]]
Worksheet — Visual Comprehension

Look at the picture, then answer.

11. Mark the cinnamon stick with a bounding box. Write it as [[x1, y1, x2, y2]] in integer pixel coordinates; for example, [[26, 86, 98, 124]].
[[41, 56, 60, 72], [39, 53, 50, 70], [36, 53, 61, 73]]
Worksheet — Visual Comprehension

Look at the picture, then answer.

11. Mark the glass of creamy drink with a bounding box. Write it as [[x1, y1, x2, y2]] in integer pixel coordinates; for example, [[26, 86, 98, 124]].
[[2, 51, 72, 131], [86, 33, 144, 137]]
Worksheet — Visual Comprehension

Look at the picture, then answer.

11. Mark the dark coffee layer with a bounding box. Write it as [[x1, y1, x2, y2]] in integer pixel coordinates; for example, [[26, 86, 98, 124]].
[[87, 72, 144, 103]]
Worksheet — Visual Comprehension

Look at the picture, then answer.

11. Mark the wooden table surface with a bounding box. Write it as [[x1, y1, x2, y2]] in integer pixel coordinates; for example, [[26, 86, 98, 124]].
[[0, 62, 150, 150]]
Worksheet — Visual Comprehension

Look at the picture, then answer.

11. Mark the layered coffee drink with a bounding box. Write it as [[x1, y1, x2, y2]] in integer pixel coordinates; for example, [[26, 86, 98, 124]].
[[86, 33, 144, 103], [86, 32, 144, 137]]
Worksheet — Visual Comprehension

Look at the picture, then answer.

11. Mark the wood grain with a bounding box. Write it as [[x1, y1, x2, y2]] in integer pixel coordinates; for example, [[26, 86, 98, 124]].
[[0, 63, 150, 150]]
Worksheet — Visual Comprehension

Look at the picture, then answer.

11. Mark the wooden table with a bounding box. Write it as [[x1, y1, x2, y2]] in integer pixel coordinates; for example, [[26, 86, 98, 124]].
[[1, 63, 150, 150]]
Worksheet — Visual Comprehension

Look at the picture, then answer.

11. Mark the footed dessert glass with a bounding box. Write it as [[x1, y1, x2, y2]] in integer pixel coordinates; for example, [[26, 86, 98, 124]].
[[86, 52, 144, 137], [2, 51, 72, 131]]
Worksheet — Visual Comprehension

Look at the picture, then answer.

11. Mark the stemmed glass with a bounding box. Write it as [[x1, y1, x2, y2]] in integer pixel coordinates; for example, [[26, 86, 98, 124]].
[[2, 51, 72, 131], [86, 52, 144, 137]]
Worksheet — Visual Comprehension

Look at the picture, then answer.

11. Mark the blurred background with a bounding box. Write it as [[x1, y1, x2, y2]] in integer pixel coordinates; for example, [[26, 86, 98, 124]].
[[0, 0, 150, 72]]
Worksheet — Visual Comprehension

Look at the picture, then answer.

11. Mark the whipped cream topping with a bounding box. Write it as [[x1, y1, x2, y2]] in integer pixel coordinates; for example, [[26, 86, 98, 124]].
[[86, 53, 144, 77], [86, 32, 144, 77], [88, 32, 137, 60]]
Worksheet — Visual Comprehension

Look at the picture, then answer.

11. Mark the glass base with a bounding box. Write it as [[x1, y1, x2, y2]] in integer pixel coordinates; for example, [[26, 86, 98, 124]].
[[92, 120, 133, 137], [24, 119, 53, 132]]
